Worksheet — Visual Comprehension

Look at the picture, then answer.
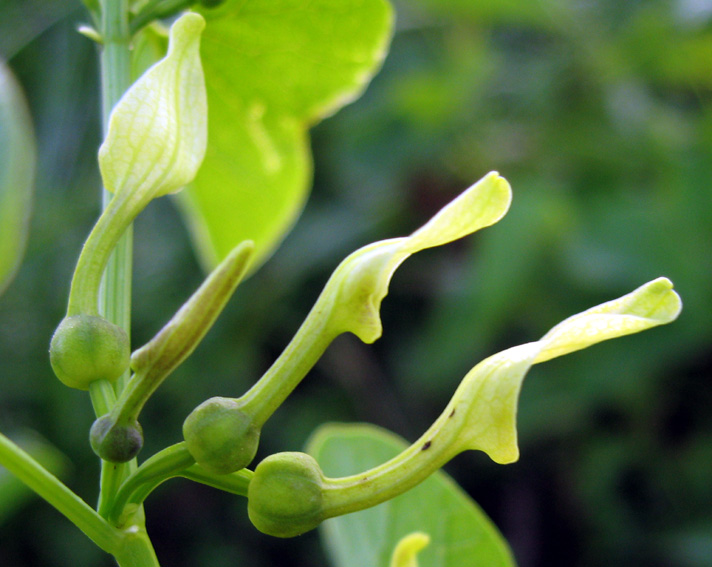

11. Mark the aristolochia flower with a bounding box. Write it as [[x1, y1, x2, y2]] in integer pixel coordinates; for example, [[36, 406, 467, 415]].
[[242, 277, 681, 538], [99, 12, 207, 202], [63, 13, 208, 319], [324, 171, 511, 342]]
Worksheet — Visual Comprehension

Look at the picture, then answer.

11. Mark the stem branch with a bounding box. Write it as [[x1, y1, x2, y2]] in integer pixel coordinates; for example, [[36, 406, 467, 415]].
[[0, 433, 122, 554]]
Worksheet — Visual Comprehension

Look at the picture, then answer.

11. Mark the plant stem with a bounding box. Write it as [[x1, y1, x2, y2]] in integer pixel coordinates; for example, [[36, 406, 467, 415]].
[[0, 432, 123, 554], [109, 443, 195, 526], [110, 442, 253, 526], [96, 0, 142, 533], [99, 0, 132, 393], [237, 306, 339, 428], [113, 529, 161, 567]]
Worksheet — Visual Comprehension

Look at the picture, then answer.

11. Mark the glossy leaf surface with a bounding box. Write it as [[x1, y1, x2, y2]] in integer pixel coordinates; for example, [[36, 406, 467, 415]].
[[308, 423, 516, 567], [180, 0, 394, 270]]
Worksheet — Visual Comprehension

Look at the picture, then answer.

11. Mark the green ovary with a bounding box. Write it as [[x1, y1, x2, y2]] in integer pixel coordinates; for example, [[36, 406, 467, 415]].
[[49, 315, 130, 390], [247, 452, 325, 538], [183, 397, 260, 475]]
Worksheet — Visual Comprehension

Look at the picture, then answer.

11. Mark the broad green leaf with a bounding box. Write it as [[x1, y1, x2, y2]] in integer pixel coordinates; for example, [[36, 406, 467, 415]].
[[0, 60, 35, 296], [307, 423, 516, 567], [181, 0, 394, 270]]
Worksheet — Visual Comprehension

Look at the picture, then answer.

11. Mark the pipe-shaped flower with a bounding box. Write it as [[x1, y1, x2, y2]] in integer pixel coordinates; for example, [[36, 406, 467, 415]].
[[234, 172, 512, 434], [245, 278, 681, 537], [451, 276, 682, 464], [390, 532, 431, 567], [191, 173, 511, 474], [326, 171, 511, 342], [63, 12, 208, 321], [315, 278, 681, 520], [99, 11, 207, 201]]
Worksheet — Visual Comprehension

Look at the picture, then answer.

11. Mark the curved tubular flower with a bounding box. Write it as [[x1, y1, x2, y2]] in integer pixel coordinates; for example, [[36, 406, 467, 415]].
[[390, 532, 431, 567], [318, 277, 682, 518], [183, 172, 511, 475], [67, 12, 207, 317], [237, 172, 512, 428]]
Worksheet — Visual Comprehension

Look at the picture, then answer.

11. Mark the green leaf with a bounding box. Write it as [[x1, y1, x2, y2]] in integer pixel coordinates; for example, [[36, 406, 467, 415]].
[[180, 0, 394, 270], [307, 423, 516, 567], [0, 59, 35, 296]]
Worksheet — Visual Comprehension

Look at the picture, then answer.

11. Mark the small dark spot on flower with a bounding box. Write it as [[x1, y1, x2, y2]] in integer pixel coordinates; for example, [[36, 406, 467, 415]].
[[422, 441, 432, 451], [449, 409, 456, 418]]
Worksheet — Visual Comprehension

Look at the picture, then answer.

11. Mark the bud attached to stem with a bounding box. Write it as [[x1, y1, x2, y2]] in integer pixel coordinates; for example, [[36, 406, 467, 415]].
[[247, 452, 325, 538], [183, 397, 260, 475]]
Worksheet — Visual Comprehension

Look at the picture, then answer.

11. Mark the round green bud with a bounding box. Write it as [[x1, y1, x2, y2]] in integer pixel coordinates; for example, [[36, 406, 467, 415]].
[[90, 415, 144, 463], [183, 397, 260, 475], [247, 452, 324, 538], [49, 315, 130, 390]]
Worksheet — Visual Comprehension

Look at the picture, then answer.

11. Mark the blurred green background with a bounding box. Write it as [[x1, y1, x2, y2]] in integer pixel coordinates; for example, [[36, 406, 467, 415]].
[[1, 0, 711, 565]]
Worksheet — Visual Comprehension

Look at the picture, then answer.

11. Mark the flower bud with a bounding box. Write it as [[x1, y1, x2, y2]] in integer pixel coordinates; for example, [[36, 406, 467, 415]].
[[49, 315, 129, 390], [90, 415, 144, 463], [247, 452, 324, 538], [183, 397, 260, 475], [98, 12, 207, 201]]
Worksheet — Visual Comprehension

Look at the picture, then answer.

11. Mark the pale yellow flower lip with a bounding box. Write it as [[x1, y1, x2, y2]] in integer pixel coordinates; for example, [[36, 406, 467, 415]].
[[324, 171, 512, 343], [454, 276, 682, 465]]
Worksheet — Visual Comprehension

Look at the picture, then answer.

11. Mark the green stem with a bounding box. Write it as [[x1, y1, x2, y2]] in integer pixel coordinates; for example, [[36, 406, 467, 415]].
[[130, 0, 196, 35], [109, 443, 254, 527], [113, 529, 160, 567], [182, 464, 253, 496], [109, 443, 195, 526], [66, 190, 139, 317], [0, 432, 123, 554], [90, 378, 118, 417], [96, 0, 141, 532], [99, 0, 132, 390], [237, 304, 339, 428], [320, 403, 462, 519]]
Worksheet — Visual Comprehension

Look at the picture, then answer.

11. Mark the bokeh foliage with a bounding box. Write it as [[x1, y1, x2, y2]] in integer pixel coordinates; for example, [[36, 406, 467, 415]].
[[0, 0, 710, 566]]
